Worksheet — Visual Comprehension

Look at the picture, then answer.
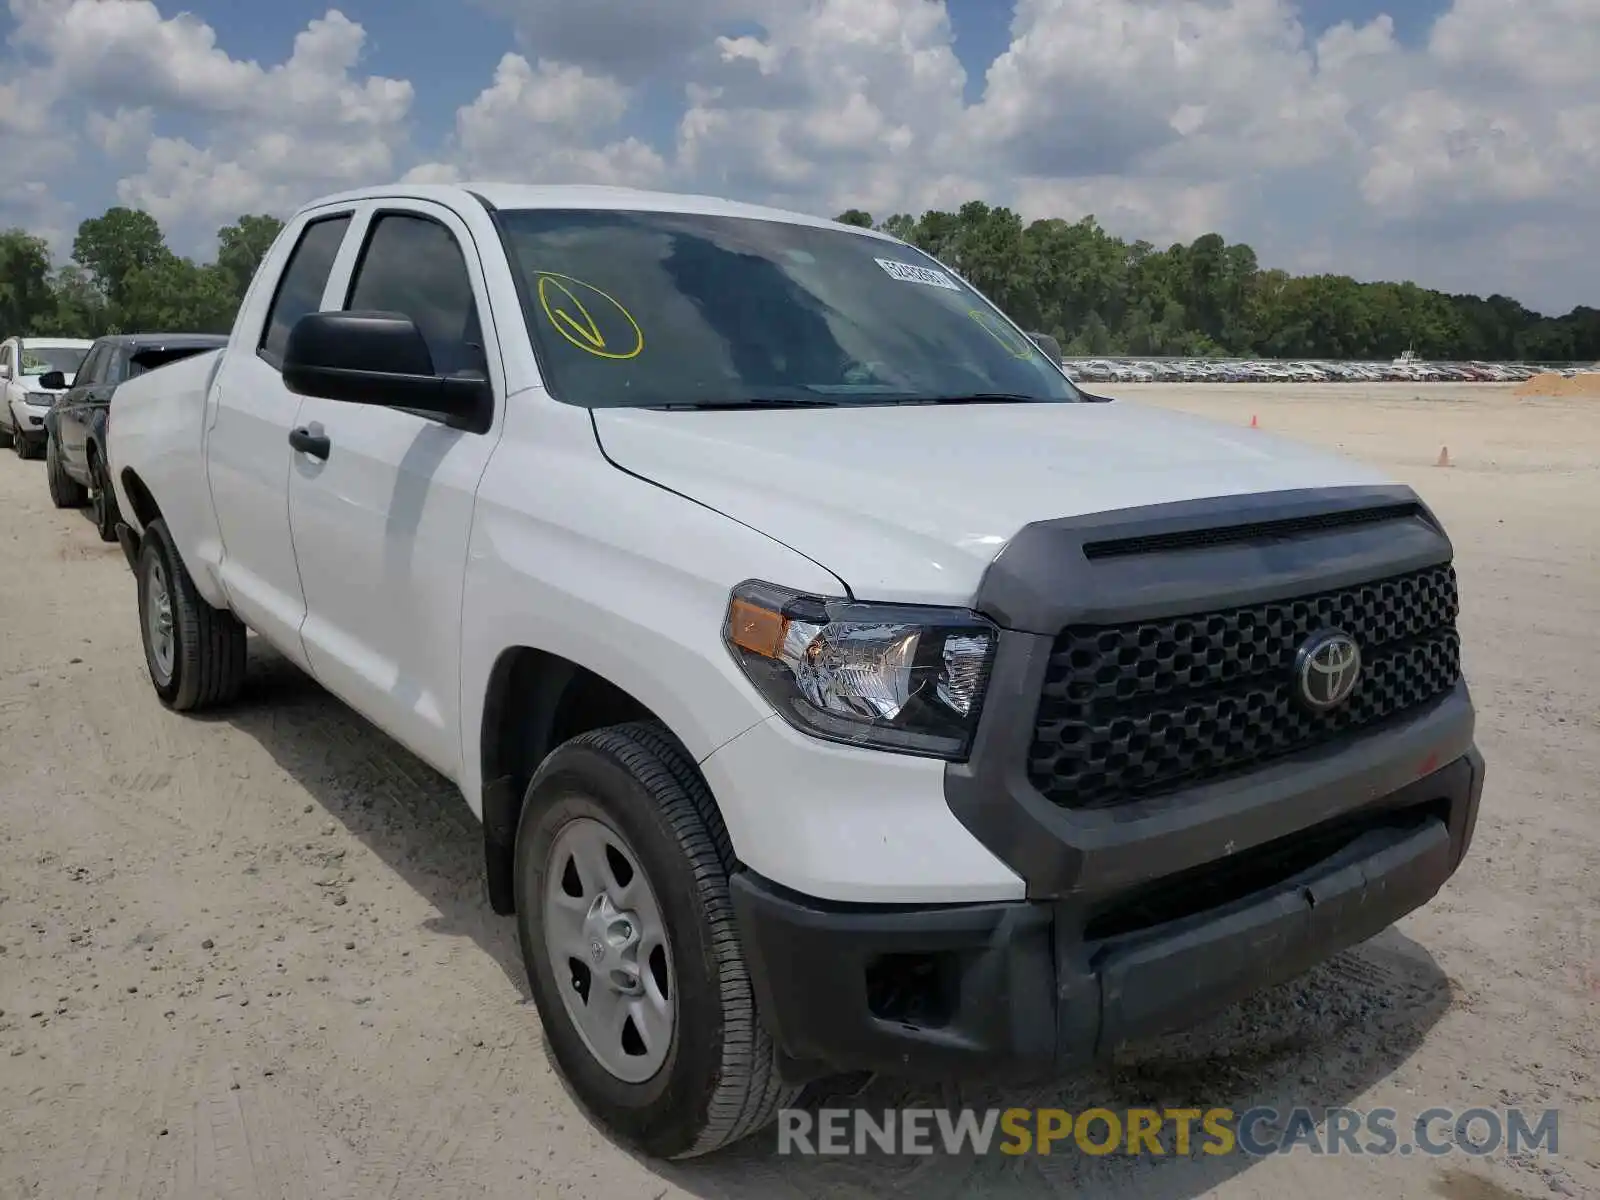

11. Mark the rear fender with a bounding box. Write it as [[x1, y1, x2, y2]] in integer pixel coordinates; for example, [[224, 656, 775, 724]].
[[109, 350, 232, 611]]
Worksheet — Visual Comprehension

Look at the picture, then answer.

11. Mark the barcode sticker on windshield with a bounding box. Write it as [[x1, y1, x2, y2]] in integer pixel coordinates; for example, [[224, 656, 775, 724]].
[[875, 258, 961, 291]]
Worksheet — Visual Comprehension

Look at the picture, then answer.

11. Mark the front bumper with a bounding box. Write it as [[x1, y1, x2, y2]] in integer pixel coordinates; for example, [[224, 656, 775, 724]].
[[730, 746, 1483, 1081]]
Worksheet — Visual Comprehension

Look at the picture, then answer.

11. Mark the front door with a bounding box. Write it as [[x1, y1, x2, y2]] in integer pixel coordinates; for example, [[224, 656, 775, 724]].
[[286, 201, 504, 780]]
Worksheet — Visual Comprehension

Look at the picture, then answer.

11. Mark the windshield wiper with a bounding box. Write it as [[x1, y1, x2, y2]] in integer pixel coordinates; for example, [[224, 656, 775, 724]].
[[642, 397, 847, 411]]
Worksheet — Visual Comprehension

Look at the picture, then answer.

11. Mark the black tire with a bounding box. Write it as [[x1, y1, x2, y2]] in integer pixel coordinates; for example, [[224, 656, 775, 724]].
[[46, 434, 87, 506], [135, 518, 247, 712], [89, 450, 120, 542], [0, 418, 12, 449], [514, 721, 798, 1159]]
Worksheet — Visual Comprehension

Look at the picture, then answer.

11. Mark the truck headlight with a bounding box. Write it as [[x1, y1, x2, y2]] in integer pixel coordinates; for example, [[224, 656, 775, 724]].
[[722, 580, 997, 759]]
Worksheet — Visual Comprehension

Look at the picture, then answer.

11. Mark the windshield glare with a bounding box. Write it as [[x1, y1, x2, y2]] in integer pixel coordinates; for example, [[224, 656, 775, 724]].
[[20, 345, 87, 377], [496, 209, 1081, 409]]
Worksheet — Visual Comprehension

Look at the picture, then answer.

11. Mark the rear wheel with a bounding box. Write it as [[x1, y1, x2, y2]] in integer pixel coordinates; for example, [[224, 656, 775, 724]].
[[89, 451, 120, 542], [514, 721, 798, 1159], [46, 434, 87, 506], [135, 518, 247, 711], [0, 416, 12, 450]]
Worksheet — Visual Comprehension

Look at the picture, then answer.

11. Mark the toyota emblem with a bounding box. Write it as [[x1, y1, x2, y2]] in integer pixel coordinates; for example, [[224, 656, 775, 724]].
[[1293, 630, 1362, 711]]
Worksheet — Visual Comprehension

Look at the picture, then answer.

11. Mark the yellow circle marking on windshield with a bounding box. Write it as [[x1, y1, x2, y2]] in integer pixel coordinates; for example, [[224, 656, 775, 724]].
[[968, 309, 1034, 360], [535, 273, 644, 360]]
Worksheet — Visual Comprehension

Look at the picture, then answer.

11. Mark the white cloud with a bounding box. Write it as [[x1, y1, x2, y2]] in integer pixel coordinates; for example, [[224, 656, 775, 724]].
[[0, 0, 1596, 312], [672, 0, 978, 218], [469, 0, 775, 74], [408, 53, 666, 187], [86, 107, 155, 157], [2, 2, 412, 247]]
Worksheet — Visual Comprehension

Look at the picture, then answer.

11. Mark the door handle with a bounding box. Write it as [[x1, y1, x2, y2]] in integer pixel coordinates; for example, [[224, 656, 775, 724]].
[[289, 426, 331, 460]]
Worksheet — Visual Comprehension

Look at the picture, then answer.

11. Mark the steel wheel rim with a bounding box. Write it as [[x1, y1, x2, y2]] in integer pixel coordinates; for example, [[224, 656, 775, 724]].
[[543, 814, 676, 1083], [145, 558, 175, 681]]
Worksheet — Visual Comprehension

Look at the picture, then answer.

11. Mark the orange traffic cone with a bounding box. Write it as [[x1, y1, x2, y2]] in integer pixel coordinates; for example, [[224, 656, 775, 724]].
[[1249, 414, 1259, 428], [1435, 446, 1452, 467]]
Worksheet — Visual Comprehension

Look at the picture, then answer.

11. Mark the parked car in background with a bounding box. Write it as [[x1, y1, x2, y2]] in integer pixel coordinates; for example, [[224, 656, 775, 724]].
[[41, 333, 227, 540], [0, 336, 92, 459]]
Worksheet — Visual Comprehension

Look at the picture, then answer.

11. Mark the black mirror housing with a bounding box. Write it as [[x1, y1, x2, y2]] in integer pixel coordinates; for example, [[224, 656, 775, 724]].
[[36, 370, 67, 391], [1027, 332, 1063, 362], [282, 310, 491, 432]]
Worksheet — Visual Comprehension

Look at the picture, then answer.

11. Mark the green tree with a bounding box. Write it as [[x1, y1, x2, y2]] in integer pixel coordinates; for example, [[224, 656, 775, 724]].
[[214, 214, 285, 304], [71, 207, 173, 316], [119, 257, 235, 333], [48, 265, 112, 338], [0, 228, 55, 335], [3, 198, 1594, 364]]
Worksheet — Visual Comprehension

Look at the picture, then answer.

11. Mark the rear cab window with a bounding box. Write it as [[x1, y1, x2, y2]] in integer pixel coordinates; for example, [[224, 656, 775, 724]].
[[258, 215, 354, 368]]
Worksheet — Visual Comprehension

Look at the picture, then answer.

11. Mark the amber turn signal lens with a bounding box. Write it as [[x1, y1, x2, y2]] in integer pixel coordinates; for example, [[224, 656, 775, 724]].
[[727, 597, 787, 659]]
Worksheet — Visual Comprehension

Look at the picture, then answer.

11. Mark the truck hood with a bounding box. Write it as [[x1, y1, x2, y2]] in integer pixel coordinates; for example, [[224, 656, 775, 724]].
[[591, 400, 1392, 607]]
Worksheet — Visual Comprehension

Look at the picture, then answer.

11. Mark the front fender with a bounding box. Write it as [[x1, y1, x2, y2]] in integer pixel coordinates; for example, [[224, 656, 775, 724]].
[[458, 438, 846, 820]]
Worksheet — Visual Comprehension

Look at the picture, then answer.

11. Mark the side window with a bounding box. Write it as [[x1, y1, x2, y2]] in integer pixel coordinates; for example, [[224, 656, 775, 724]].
[[1, 343, 13, 373], [345, 213, 486, 379], [258, 214, 353, 367]]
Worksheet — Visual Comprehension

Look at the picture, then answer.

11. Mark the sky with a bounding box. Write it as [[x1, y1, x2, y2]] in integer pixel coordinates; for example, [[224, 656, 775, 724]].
[[0, 0, 1595, 316]]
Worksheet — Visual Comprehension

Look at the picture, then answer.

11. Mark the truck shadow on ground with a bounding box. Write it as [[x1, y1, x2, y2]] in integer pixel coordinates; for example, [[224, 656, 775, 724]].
[[216, 639, 1457, 1200]]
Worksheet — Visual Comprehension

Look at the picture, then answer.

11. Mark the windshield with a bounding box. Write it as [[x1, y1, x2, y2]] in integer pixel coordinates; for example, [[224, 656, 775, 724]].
[[19, 345, 87, 377], [495, 209, 1081, 409]]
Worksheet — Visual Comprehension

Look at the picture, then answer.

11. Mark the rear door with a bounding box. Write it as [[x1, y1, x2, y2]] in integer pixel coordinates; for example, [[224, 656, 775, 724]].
[[206, 209, 358, 665], [286, 201, 505, 779]]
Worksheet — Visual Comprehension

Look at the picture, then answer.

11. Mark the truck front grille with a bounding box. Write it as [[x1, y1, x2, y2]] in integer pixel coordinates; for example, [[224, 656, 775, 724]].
[[1028, 564, 1461, 810]]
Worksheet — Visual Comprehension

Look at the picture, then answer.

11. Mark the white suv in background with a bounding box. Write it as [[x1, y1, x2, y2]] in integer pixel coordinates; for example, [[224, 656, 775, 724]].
[[1, 336, 92, 459]]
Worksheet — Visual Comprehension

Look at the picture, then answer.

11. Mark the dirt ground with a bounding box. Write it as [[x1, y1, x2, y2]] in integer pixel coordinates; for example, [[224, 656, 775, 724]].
[[1, 382, 1596, 1199]]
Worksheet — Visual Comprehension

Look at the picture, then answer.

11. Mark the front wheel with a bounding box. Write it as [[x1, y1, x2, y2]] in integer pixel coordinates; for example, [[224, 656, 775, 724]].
[[514, 721, 798, 1159], [135, 518, 247, 711]]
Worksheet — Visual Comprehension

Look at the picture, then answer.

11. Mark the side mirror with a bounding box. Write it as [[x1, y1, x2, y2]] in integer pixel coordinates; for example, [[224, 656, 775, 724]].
[[1027, 332, 1063, 361], [282, 310, 491, 432], [0, 363, 11, 380], [37, 371, 67, 391]]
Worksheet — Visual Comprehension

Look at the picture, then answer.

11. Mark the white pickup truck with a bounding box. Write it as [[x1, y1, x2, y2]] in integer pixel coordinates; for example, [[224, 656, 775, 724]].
[[107, 183, 1485, 1158]]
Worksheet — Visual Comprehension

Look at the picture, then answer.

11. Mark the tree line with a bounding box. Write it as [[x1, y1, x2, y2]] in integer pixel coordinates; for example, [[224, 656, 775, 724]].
[[0, 208, 285, 341], [2, 200, 1595, 363], [836, 204, 1598, 363]]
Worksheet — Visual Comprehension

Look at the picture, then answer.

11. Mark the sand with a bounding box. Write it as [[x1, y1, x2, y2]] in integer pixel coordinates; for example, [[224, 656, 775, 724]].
[[1514, 370, 1600, 398], [2, 381, 1596, 1199]]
